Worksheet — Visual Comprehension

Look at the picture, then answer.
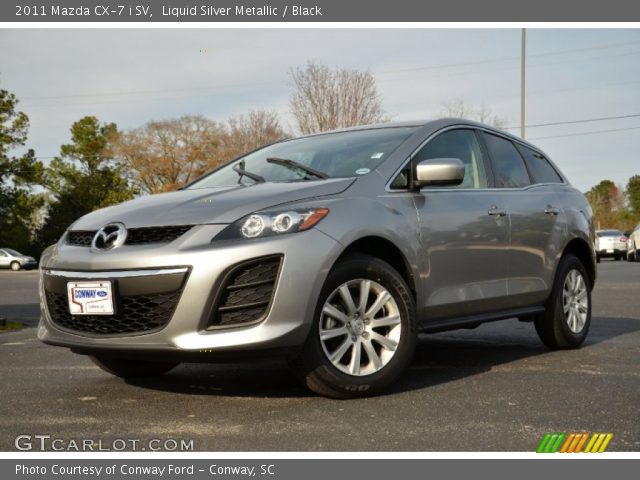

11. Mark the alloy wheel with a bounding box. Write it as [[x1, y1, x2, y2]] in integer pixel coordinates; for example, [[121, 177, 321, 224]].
[[319, 279, 402, 376], [562, 269, 589, 333]]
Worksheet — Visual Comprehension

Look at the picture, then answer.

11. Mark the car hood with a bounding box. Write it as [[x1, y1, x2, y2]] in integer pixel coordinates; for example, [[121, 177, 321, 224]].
[[70, 178, 356, 230]]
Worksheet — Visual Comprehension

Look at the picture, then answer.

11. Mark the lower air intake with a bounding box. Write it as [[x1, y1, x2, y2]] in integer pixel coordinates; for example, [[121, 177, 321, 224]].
[[208, 256, 282, 328]]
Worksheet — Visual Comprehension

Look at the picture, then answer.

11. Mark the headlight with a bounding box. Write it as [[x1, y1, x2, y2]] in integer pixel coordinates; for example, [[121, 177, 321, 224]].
[[214, 208, 329, 241]]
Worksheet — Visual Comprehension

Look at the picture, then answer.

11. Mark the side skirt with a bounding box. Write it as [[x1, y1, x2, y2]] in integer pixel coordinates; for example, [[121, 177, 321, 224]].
[[418, 306, 545, 334]]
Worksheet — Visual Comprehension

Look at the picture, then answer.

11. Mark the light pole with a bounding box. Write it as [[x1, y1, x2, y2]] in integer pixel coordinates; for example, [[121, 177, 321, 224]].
[[521, 28, 526, 139]]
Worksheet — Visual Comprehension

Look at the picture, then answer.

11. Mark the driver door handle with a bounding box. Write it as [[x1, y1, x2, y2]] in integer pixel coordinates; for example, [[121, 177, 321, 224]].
[[488, 205, 507, 217], [544, 205, 560, 216]]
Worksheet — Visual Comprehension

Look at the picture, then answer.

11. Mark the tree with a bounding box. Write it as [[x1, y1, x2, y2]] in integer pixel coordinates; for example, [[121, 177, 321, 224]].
[[112, 115, 224, 194], [113, 112, 289, 194], [35, 116, 136, 248], [585, 180, 626, 230], [219, 110, 289, 162], [0, 87, 45, 253], [290, 60, 388, 134], [626, 175, 640, 217], [439, 98, 508, 129]]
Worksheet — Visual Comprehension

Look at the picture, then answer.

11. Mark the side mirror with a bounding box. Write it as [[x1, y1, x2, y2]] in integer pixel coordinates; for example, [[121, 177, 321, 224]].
[[413, 158, 465, 188]]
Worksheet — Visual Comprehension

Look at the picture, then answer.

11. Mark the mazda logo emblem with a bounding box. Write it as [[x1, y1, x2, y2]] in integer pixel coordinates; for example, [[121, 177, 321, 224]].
[[92, 223, 127, 250]]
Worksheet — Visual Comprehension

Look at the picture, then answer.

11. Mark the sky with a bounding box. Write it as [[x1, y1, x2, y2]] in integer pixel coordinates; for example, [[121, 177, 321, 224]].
[[1, 28, 639, 192]]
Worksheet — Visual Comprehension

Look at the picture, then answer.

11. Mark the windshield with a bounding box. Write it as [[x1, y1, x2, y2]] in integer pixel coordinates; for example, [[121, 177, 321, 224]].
[[4, 249, 22, 256], [188, 127, 417, 189]]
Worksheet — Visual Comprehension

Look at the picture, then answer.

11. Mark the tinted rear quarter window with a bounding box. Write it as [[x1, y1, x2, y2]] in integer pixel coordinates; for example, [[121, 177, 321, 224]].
[[515, 144, 563, 184], [483, 133, 531, 188]]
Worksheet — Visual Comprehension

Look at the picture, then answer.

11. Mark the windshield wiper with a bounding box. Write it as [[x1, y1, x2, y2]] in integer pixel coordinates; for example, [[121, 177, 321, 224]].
[[266, 157, 328, 180], [233, 161, 265, 184]]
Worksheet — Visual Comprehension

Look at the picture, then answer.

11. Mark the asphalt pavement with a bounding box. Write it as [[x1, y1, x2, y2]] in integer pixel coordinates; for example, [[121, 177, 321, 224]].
[[0, 261, 638, 451]]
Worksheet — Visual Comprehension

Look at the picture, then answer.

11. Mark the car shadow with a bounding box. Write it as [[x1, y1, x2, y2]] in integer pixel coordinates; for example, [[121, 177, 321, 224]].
[[125, 316, 640, 398]]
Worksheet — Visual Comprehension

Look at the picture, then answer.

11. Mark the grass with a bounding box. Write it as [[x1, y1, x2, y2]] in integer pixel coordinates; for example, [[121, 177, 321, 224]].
[[0, 320, 24, 332]]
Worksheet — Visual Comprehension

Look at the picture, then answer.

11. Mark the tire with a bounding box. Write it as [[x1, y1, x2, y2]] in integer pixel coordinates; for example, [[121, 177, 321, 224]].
[[10, 261, 21, 271], [90, 356, 179, 378], [534, 254, 592, 349], [596, 255, 600, 264], [291, 254, 417, 399]]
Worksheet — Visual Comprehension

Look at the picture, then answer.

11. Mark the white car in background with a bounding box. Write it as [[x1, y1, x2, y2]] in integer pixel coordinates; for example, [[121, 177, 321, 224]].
[[594, 230, 628, 262], [627, 224, 640, 262], [0, 248, 38, 271]]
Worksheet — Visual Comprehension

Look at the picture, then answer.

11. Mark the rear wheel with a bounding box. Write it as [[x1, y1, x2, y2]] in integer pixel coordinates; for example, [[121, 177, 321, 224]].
[[534, 254, 591, 349], [10, 261, 21, 271], [90, 356, 179, 378], [291, 254, 417, 399]]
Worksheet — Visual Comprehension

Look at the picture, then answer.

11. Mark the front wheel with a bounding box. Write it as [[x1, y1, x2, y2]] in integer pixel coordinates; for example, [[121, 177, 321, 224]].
[[291, 254, 417, 399], [10, 261, 21, 271], [534, 254, 592, 349], [90, 356, 179, 378]]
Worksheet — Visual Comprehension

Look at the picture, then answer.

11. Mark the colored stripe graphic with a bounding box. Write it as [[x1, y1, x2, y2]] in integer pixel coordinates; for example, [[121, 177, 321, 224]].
[[568, 433, 582, 453], [536, 433, 552, 453], [574, 433, 590, 453], [584, 434, 597, 452], [559, 433, 575, 453], [598, 434, 613, 453], [537, 433, 613, 453], [550, 433, 566, 453]]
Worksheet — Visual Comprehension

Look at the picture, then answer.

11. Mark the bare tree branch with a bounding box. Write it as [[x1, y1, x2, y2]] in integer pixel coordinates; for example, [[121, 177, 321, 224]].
[[290, 61, 389, 134], [439, 98, 508, 129]]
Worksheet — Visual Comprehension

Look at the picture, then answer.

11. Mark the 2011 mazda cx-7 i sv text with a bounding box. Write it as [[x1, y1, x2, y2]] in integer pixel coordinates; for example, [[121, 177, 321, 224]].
[[38, 119, 596, 398]]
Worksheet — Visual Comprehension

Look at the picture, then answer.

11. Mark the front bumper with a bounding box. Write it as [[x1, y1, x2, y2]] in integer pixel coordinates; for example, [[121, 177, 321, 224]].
[[38, 224, 343, 358]]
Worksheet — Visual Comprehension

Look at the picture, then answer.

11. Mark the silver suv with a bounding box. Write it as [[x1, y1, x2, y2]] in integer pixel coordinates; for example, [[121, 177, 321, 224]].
[[38, 119, 596, 398]]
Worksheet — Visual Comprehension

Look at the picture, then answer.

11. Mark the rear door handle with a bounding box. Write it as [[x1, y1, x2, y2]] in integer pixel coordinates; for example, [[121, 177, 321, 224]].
[[544, 205, 560, 216], [488, 205, 507, 217]]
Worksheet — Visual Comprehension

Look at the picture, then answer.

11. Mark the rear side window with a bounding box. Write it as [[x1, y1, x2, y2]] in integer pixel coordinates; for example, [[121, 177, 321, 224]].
[[483, 133, 531, 188], [515, 144, 563, 184]]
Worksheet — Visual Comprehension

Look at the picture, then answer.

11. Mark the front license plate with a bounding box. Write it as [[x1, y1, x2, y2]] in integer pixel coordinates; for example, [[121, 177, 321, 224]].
[[606, 249, 614, 253], [67, 281, 114, 315]]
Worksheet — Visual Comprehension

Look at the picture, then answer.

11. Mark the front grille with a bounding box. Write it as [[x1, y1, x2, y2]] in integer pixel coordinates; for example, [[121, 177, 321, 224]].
[[208, 256, 282, 328], [66, 225, 193, 247], [45, 288, 182, 336], [67, 231, 94, 246], [125, 225, 193, 245]]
